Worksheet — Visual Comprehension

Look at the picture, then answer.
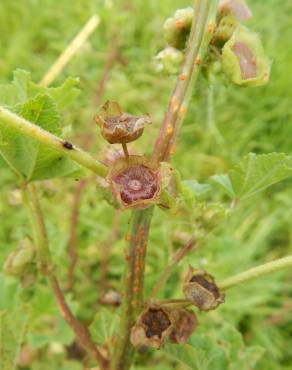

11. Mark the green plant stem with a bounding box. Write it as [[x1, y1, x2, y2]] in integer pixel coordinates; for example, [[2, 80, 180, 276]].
[[0, 106, 108, 177], [110, 207, 154, 370], [20, 182, 109, 369], [153, 0, 218, 162], [148, 236, 196, 300], [219, 256, 292, 291]]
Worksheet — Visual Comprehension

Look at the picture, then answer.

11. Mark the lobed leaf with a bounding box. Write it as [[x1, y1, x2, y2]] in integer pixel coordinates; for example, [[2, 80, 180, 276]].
[[211, 153, 292, 200]]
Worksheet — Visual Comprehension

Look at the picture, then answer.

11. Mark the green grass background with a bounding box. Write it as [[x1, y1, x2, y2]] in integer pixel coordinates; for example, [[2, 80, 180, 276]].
[[0, 0, 292, 369]]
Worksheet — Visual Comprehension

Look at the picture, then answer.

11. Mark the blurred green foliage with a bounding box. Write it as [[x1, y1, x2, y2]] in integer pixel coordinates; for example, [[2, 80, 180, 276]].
[[0, 0, 292, 369]]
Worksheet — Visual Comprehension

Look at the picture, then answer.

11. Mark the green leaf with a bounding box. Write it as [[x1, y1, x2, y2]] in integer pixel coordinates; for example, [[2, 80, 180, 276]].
[[0, 69, 80, 108], [90, 308, 119, 346], [211, 153, 292, 200], [0, 94, 80, 181], [0, 275, 29, 370], [163, 335, 227, 370], [218, 324, 265, 370]]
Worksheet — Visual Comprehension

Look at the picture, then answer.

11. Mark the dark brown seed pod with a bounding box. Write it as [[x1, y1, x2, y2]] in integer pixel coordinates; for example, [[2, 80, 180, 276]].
[[107, 156, 161, 209], [183, 267, 224, 311], [169, 309, 198, 344], [130, 306, 173, 349], [95, 101, 151, 144]]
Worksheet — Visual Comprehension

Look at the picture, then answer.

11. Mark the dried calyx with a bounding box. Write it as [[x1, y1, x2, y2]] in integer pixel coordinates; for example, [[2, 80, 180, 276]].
[[130, 305, 197, 349], [108, 156, 161, 209], [95, 101, 151, 144], [183, 267, 224, 311]]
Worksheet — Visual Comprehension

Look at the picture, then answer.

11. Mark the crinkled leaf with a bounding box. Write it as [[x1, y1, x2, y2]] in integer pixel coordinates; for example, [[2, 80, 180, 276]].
[[0, 70, 81, 181], [211, 153, 292, 200], [0, 94, 80, 181], [163, 335, 227, 370], [0, 69, 80, 108], [0, 276, 29, 370], [218, 323, 265, 370]]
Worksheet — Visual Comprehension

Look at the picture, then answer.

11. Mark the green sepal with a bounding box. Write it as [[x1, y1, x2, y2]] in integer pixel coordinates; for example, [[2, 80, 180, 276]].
[[222, 26, 271, 87]]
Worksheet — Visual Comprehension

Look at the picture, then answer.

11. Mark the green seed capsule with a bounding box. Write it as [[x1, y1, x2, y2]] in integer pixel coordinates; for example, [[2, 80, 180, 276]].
[[155, 47, 184, 75], [4, 238, 35, 277], [222, 26, 271, 87], [163, 7, 194, 49]]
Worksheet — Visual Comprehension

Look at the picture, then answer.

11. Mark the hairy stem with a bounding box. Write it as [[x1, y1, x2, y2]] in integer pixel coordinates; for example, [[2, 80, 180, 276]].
[[219, 256, 292, 291], [21, 183, 108, 369], [148, 236, 196, 300], [0, 106, 108, 177], [39, 15, 100, 87], [153, 0, 218, 162], [110, 207, 154, 370]]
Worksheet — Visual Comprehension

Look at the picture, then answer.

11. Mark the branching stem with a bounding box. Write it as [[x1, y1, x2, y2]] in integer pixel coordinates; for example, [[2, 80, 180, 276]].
[[21, 183, 108, 369], [148, 236, 196, 300], [219, 256, 292, 291], [0, 106, 108, 177]]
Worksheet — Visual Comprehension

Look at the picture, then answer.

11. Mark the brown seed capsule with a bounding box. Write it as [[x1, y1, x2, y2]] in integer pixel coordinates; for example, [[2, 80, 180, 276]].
[[130, 306, 173, 349], [169, 309, 197, 344], [95, 101, 151, 144], [108, 156, 161, 209], [183, 267, 224, 311]]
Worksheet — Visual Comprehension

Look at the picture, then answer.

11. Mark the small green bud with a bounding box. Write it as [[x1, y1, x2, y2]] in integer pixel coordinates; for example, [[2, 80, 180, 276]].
[[4, 238, 35, 277], [222, 26, 271, 87], [155, 47, 184, 75], [213, 15, 239, 46], [163, 7, 194, 49]]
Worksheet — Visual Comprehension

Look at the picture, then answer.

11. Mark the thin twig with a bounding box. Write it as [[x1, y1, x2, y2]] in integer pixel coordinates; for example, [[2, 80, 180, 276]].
[[39, 15, 100, 87], [99, 211, 121, 296], [21, 183, 108, 369], [67, 35, 123, 291], [67, 179, 87, 291], [110, 207, 154, 370], [148, 236, 196, 300], [153, 0, 218, 162], [219, 255, 292, 291]]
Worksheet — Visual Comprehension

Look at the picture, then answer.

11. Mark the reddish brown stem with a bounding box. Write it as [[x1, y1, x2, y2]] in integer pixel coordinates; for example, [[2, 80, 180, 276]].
[[67, 34, 124, 291], [22, 183, 108, 369], [99, 210, 121, 296], [67, 179, 87, 291], [148, 236, 196, 300], [50, 276, 109, 369], [153, 0, 215, 162]]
